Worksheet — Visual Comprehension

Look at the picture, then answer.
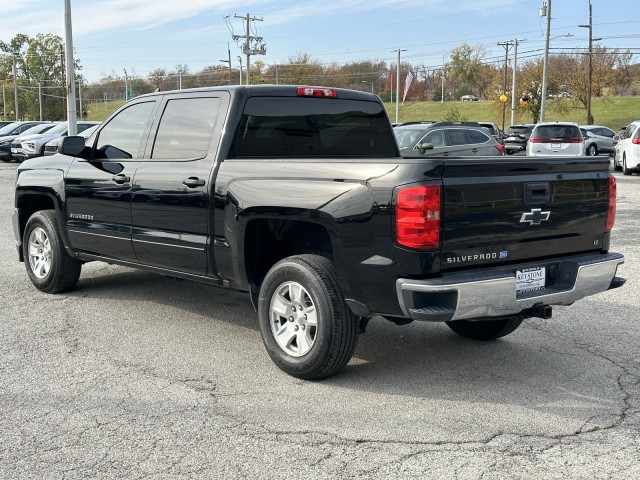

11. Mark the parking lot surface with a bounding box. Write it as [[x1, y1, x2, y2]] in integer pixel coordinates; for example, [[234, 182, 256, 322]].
[[0, 160, 638, 479]]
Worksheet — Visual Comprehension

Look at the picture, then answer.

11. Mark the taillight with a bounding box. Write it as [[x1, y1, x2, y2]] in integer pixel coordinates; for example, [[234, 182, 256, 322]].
[[297, 87, 337, 98], [607, 176, 616, 231], [566, 137, 584, 143], [396, 184, 441, 249], [495, 144, 505, 155], [632, 138, 640, 145], [529, 136, 542, 143]]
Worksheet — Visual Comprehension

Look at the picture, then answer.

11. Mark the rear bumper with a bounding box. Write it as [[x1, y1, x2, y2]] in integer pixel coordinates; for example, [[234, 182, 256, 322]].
[[396, 252, 625, 322]]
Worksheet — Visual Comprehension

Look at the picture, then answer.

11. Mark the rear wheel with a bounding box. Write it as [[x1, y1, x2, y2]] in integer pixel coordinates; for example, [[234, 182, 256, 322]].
[[445, 317, 523, 341], [623, 155, 631, 175], [587, 144, 598, 156], [23, 210, 82, 293], [258, 254, 359, 380]]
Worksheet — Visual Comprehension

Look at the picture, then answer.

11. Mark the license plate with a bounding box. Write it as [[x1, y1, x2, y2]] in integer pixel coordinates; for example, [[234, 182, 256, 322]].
[[516, 267, 546, 293], [11, 148, 17, 153], [551, 143, 561, 148]]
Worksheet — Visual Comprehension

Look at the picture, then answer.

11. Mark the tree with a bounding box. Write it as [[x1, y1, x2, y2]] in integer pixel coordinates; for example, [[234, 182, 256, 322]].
[[449, 43, 485, 98], [147, 68, 167, 91], [0, 33, 72, 120]]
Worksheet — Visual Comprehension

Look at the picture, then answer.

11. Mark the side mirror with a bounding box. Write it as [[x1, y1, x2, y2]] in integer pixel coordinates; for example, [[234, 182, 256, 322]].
[[60, 136, 86, 156], [418, 142, 435, 154]]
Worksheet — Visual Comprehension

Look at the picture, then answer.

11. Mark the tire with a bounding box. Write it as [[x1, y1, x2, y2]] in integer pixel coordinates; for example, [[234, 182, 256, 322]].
[[23, 210, 82, 294], [587, 144, 597, 156], [258, 254, 359, 380], [613, 156, 622, 171], [623, 155, 631, 176], [445, 317, 523, 341]]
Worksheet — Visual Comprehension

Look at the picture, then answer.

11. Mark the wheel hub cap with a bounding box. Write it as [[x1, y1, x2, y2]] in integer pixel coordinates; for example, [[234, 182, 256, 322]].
[[269, 281, 318, 357], [28, 227, 52, 279]]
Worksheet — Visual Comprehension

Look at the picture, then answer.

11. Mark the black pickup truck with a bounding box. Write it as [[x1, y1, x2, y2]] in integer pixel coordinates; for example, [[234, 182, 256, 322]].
[[12, 85, 625, 379]]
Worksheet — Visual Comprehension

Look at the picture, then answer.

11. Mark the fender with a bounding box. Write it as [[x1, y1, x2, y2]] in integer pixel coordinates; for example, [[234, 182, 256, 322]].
[[14, 157, 77, 260]]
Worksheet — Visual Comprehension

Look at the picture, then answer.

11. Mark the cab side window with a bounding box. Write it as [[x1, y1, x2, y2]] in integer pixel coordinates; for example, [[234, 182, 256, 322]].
[[94, 102, 156, 160], [151, 97, 221, 160]]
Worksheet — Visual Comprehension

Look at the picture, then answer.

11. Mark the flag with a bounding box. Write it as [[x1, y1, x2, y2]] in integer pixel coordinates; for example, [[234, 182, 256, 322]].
[[402, 71, 414, 104]]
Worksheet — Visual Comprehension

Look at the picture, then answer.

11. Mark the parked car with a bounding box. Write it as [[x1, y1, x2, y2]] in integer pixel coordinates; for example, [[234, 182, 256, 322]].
[[0, 121, 15, 129], [0, 121, 51, 138], [613, 120, 640, 175], [43, 124, 100, 156], [478, 121, 503, 143], [526, 122, 585, 157], [503, 124, 536, 154], [11, 121, 100, 161], [394, 121, 504, 157], [580, 125, 616, 156], [460, 94, 479, 101], [0, 123, 55, 162]]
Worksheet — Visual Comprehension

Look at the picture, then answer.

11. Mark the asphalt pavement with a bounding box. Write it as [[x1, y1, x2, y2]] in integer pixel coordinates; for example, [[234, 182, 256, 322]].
[[0, 159, 638, 479]]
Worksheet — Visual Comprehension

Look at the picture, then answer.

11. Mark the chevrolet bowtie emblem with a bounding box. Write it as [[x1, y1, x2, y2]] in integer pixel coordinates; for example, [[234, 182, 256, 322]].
[[520, 208, 550, 225]]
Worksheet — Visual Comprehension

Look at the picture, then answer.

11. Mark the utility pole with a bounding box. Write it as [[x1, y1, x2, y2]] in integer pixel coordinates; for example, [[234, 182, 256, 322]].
[[232, 13, 266, 85], [238, 56, 243, 85], [38, 81, 43, 121], [2, 84, 6, 120], [579, 1, 594, 125], [64, 0, 77, 135], [218, 42, 233, 85], [13, 56, 19, 120], [510, 39, 520, 127], [392, 48, 407, 124], [540, 0, 552, 122], [498, 41, 514, 133]]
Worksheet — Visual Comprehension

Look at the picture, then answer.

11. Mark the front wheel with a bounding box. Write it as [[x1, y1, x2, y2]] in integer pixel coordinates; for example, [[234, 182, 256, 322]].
[[258, 254, 359, 380], [445, 317, 523, 341], [23, 210, 82, 293]]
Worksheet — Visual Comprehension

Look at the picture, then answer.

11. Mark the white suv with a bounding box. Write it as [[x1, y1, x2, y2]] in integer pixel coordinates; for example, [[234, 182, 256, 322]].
[[613, 121, 640, 175], [526, 122, 585, 157]]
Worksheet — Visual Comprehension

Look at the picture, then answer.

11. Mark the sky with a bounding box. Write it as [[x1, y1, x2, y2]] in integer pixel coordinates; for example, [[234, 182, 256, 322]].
[[2, 0, 639, 84]]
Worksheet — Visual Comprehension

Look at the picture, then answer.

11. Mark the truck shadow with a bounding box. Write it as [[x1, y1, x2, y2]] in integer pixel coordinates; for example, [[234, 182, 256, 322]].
[[70, 263, 623, 423]]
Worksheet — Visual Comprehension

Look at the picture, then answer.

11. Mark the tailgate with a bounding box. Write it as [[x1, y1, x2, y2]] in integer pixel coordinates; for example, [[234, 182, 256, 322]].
[[439, 157, 612, 271]]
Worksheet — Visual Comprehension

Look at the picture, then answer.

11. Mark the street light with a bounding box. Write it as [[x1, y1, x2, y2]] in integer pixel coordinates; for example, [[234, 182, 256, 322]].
[[391, 48, 407, 124]]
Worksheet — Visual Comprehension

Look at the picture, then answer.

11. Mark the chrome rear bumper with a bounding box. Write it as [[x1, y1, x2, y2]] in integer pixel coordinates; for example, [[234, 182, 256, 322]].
[[396, 252, 625, 322]]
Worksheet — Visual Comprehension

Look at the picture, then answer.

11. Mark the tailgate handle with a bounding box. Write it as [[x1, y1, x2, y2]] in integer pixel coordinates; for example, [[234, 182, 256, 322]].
[[523, 182, 550, 204]]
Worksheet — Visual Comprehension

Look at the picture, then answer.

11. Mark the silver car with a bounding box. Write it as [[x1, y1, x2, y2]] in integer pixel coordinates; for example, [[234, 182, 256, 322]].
[[580, 125, 616, 156], [526, 122, 585, 157]]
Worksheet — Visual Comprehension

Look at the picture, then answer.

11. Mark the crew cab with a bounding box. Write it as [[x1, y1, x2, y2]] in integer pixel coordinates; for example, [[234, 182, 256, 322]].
[[12, 85, 625, 379]]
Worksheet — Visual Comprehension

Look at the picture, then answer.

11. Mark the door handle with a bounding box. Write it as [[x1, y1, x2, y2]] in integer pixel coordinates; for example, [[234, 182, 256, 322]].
[[112, 174, 130, 184], [183, 177, 205, 188]]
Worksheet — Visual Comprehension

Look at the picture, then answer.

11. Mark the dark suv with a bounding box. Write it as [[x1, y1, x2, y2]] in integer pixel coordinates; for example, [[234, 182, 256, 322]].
[[394, 121, 504, 157], [503, 124, 536, 154]]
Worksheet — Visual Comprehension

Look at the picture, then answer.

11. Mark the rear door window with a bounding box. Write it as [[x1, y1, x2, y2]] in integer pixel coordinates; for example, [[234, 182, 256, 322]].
[[447, 129, 473, 146], [151, 97, 221, 160]]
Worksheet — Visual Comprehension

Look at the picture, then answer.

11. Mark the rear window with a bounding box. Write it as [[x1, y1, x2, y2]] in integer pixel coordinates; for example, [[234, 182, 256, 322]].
[[534, 125, 582, 140], [506, 126, 533, 135], [230, 97, 397, 158]]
